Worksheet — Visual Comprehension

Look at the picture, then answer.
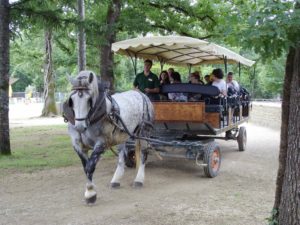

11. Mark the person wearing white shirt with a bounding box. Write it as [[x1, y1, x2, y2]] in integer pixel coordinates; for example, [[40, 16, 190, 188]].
[[226, 72, 240, 93], [212, 68, 227, 96]]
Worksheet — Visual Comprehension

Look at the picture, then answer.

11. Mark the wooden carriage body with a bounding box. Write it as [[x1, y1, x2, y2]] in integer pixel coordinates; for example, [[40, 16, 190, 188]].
[[152, 83, 250, 138]]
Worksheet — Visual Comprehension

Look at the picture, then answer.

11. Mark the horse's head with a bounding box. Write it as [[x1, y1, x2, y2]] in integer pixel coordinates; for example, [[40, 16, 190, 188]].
[[69, 71, 99, 133]]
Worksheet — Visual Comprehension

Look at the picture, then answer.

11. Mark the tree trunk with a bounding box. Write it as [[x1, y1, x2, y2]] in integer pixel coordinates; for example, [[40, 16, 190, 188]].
[[273, 48, 294, 215], [276, 46, 300, 224], [77, 0, 86, 72], [0, 0, 11, 155], [42, 28, 57, 117], [100, 0, 121, 91]]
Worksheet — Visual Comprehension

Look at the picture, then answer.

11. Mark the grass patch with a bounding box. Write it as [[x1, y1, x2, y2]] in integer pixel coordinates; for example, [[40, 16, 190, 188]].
[[0, 125, 115, 174]]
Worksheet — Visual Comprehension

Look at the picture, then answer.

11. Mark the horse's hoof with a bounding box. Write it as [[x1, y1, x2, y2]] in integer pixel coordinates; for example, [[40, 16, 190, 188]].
[[85, 194, 97, 204], [110, 182, 121, 188], [133, 181, 143, 188]]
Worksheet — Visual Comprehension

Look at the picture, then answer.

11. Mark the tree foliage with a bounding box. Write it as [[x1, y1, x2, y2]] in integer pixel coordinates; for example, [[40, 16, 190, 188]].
[[7, 0, 289, 99]]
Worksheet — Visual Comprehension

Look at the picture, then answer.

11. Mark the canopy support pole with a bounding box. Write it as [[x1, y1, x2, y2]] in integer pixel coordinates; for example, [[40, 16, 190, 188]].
[[223, 56, 228, 74], [126, 50, 137, 75], [134, 56, 137, 75], [158, 57, 165, 72], [238, 62, 241, 82], [187, 64, 192, 75]]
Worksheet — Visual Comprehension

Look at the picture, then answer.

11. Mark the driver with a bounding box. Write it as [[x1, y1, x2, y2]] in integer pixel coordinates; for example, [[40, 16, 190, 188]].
[[133, 59, 160, 101]]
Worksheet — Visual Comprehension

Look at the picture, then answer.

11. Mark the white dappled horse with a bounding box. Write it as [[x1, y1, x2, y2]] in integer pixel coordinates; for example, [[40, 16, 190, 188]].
[[64, 70, 154, 204]]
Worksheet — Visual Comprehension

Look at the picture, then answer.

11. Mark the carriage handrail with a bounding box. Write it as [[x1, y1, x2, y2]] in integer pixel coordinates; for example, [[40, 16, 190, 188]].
[[160, 83, 220, 96]]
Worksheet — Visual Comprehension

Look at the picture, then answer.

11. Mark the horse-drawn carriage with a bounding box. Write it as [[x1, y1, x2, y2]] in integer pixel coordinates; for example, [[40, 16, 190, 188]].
[[64, 36, 254, 204], [112, 36, 254, 178]]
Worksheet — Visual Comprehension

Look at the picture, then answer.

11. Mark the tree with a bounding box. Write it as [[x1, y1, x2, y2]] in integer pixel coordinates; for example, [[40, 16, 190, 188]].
[[228, 1, 300, 223], [41, 27, 57, 116], [9, 0, 77, 116], [0, 0, 11, 155], [77, 0, 86, 71], [99, 0, 121, 91]]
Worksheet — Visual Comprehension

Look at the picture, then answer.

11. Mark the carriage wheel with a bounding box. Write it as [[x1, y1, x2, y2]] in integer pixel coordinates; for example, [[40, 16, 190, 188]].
[[203, 142, 221, 178], [124, 149, 148, 168], [237, 126, 247, 151]]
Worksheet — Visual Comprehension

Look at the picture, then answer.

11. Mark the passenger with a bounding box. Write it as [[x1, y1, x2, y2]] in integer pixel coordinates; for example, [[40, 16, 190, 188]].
[[212, 68, 227, 96], [189, 73, 201, 84], [133, 59, 160, 101], [193, 71, 204, 84], [168, 72, 187, 101], [226, 72, 240, 95], [204, 74, 212, 85], [159, 70, 170, 100], [188, 73, 203, 101], [159, 70, 170, 85], [167, 67, 175, 78]]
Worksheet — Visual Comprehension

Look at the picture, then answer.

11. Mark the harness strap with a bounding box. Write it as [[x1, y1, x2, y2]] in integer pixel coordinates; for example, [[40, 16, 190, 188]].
[[106, 92, 154, 140], [106, 93, 124, 134]]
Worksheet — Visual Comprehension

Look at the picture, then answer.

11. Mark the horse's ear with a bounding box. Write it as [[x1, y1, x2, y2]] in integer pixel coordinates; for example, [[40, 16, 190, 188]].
[[88, 72, 94, 83]]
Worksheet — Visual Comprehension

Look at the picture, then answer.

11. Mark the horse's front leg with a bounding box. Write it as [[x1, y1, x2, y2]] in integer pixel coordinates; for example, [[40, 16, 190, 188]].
[[110, 144, 126, 188], [84, 142, 105, 204], [69, 129, 89, 175]]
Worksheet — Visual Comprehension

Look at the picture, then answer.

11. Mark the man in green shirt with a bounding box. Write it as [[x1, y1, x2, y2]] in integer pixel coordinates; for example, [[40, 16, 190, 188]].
[[133, 59, 160, 100]]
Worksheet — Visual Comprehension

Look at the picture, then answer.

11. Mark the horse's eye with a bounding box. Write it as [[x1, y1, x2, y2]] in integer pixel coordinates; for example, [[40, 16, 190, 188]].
[[68, 98, 73, 107]]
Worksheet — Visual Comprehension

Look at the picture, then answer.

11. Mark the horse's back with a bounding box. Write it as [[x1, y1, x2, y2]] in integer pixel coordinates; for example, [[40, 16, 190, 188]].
[[112, 90, 154, 132]]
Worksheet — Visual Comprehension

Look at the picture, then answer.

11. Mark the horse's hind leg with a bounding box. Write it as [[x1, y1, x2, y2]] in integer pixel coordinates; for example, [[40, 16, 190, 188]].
[[110, 144, 126, 188], [133, 140, 147, 188]]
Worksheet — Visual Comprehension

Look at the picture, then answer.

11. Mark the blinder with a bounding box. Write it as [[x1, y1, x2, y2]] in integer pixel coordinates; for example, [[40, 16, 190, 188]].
[[68, 97, 73, 107]]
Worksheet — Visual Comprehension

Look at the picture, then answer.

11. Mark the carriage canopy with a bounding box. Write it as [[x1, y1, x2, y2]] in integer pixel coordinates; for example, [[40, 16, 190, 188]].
[[112, 36, 255, 67]]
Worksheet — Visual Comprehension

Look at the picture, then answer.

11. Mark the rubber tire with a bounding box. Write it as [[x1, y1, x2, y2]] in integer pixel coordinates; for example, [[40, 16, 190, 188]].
[[203, 142, 221, 178], [237, 126, 247, 151]]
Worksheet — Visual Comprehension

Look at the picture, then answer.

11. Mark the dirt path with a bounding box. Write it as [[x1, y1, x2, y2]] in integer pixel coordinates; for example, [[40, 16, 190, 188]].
[[0, 123, 279, 225]]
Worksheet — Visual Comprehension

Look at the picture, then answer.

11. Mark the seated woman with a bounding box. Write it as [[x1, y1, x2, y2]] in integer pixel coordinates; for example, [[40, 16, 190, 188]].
[[168, 72, 187, 101], [159, 70, 170, 100], [159, 70, 170, 85], [192, 71, 204, 85], [211, 68, 227, 96]]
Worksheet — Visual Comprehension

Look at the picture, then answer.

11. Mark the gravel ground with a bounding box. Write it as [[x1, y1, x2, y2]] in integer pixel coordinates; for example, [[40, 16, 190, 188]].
[[1, 123, 279, 225]]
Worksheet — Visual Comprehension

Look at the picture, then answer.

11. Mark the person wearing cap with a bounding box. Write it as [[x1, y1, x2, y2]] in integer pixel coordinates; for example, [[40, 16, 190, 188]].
[[133, 59, 160, 100]]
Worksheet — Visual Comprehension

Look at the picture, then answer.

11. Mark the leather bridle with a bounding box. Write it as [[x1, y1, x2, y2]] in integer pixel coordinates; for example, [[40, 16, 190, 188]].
[[70, 86, 93, 123]]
